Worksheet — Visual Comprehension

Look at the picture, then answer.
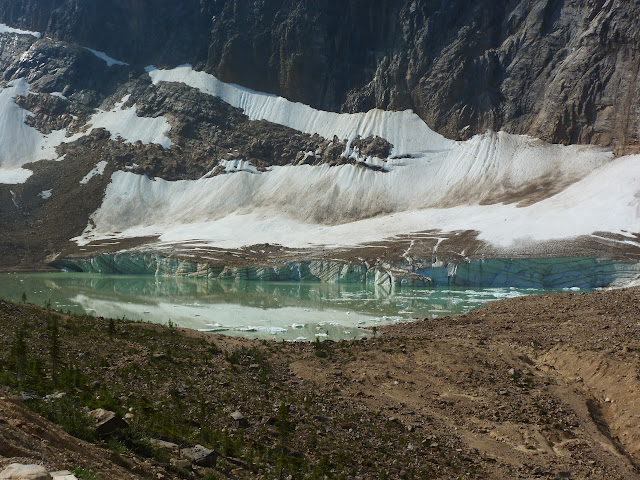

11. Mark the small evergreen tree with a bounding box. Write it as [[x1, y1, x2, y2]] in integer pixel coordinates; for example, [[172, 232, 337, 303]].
[[11, 323, 28, 382], [47, 315, 60, 388]]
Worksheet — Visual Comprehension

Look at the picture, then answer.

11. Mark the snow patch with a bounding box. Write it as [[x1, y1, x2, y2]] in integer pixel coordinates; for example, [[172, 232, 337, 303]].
[[84, 47, 129, 67], [87, 95, 172, 148], [80, 161, 108, 185], [0, 79, 76, 183], [0, 80, 172, 184], [0, 168, 33, 184], [0, 23, 41, 39], [38, 189, 52, 199]]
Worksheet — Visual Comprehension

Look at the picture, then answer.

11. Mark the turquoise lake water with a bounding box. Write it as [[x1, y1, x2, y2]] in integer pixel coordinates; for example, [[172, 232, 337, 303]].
[[0, 273, 566, 341]]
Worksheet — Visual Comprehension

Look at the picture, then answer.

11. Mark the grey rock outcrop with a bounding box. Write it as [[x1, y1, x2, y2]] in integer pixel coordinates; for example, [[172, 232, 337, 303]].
[[2, 0, 638, 151]]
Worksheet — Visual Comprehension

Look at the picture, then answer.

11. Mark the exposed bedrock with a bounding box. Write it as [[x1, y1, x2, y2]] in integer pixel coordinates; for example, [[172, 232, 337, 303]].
[[2, 0, 640, 151], [51, 253, 640, 289]]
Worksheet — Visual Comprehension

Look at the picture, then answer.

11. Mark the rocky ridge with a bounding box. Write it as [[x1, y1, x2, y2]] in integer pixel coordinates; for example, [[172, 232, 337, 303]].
[[2, 0, 640, 151]]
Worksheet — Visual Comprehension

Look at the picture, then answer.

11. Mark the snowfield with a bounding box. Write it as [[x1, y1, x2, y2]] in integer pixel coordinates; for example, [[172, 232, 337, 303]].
[[0, 59, 637, 253], [146, 65, 453, 156], [74, 65, 640, 252]]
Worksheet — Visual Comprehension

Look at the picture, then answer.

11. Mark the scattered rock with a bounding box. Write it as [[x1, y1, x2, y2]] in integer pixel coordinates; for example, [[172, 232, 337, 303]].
[[181, 444, 218, 467], [171, 459, 190, 469], [149, 438, 180, 454], [44, 392, 66, 402], [19, 392, 39, 402], [88, 408, 128, 437], [231, 410, 248, 426]]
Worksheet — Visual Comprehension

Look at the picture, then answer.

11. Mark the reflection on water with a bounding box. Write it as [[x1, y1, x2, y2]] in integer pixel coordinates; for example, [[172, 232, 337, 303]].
[[0, 273, 559, 341]]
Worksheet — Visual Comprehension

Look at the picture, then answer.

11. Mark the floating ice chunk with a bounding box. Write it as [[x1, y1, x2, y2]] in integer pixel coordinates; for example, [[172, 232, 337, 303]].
[[84, 47, 128, 67], [0, 23, 41, 39]]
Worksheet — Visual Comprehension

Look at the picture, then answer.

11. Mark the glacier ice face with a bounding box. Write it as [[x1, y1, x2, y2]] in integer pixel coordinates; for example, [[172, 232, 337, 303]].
[[53, 252, 640, 289]]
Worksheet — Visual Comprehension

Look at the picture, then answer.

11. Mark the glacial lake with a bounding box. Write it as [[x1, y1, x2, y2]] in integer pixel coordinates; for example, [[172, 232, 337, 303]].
[[0, 273, 565, 341]]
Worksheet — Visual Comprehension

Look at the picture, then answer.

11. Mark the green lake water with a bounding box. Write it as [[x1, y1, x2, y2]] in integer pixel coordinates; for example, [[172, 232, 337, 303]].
[[0, 273, 566, 341]]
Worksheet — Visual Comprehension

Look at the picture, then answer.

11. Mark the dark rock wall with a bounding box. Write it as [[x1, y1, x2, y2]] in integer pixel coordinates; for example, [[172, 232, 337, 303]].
[[1, 0, 640, 150]]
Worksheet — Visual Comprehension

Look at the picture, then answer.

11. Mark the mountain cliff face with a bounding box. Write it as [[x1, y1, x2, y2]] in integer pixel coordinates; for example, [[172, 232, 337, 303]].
[[1, 0, 639, 151], [0, 0, 638, 276]]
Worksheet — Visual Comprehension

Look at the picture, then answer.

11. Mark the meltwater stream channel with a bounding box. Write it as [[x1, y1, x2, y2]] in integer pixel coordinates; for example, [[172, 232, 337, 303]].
[[0, 273, 568, 341]]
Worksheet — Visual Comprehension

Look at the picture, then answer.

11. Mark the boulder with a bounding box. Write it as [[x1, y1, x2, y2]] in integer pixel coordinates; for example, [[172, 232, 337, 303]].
[[88, 408, 128, 437], [0, 464, 51, 480], [181, 445, 219, 467], [149, 438, 180, 454], [231, 410, 248, 426], [49, 472, 78, 480]]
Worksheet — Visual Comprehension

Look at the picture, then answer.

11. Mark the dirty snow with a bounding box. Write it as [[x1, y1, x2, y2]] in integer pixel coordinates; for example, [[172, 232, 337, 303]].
[[76, 152, 640, 250]]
